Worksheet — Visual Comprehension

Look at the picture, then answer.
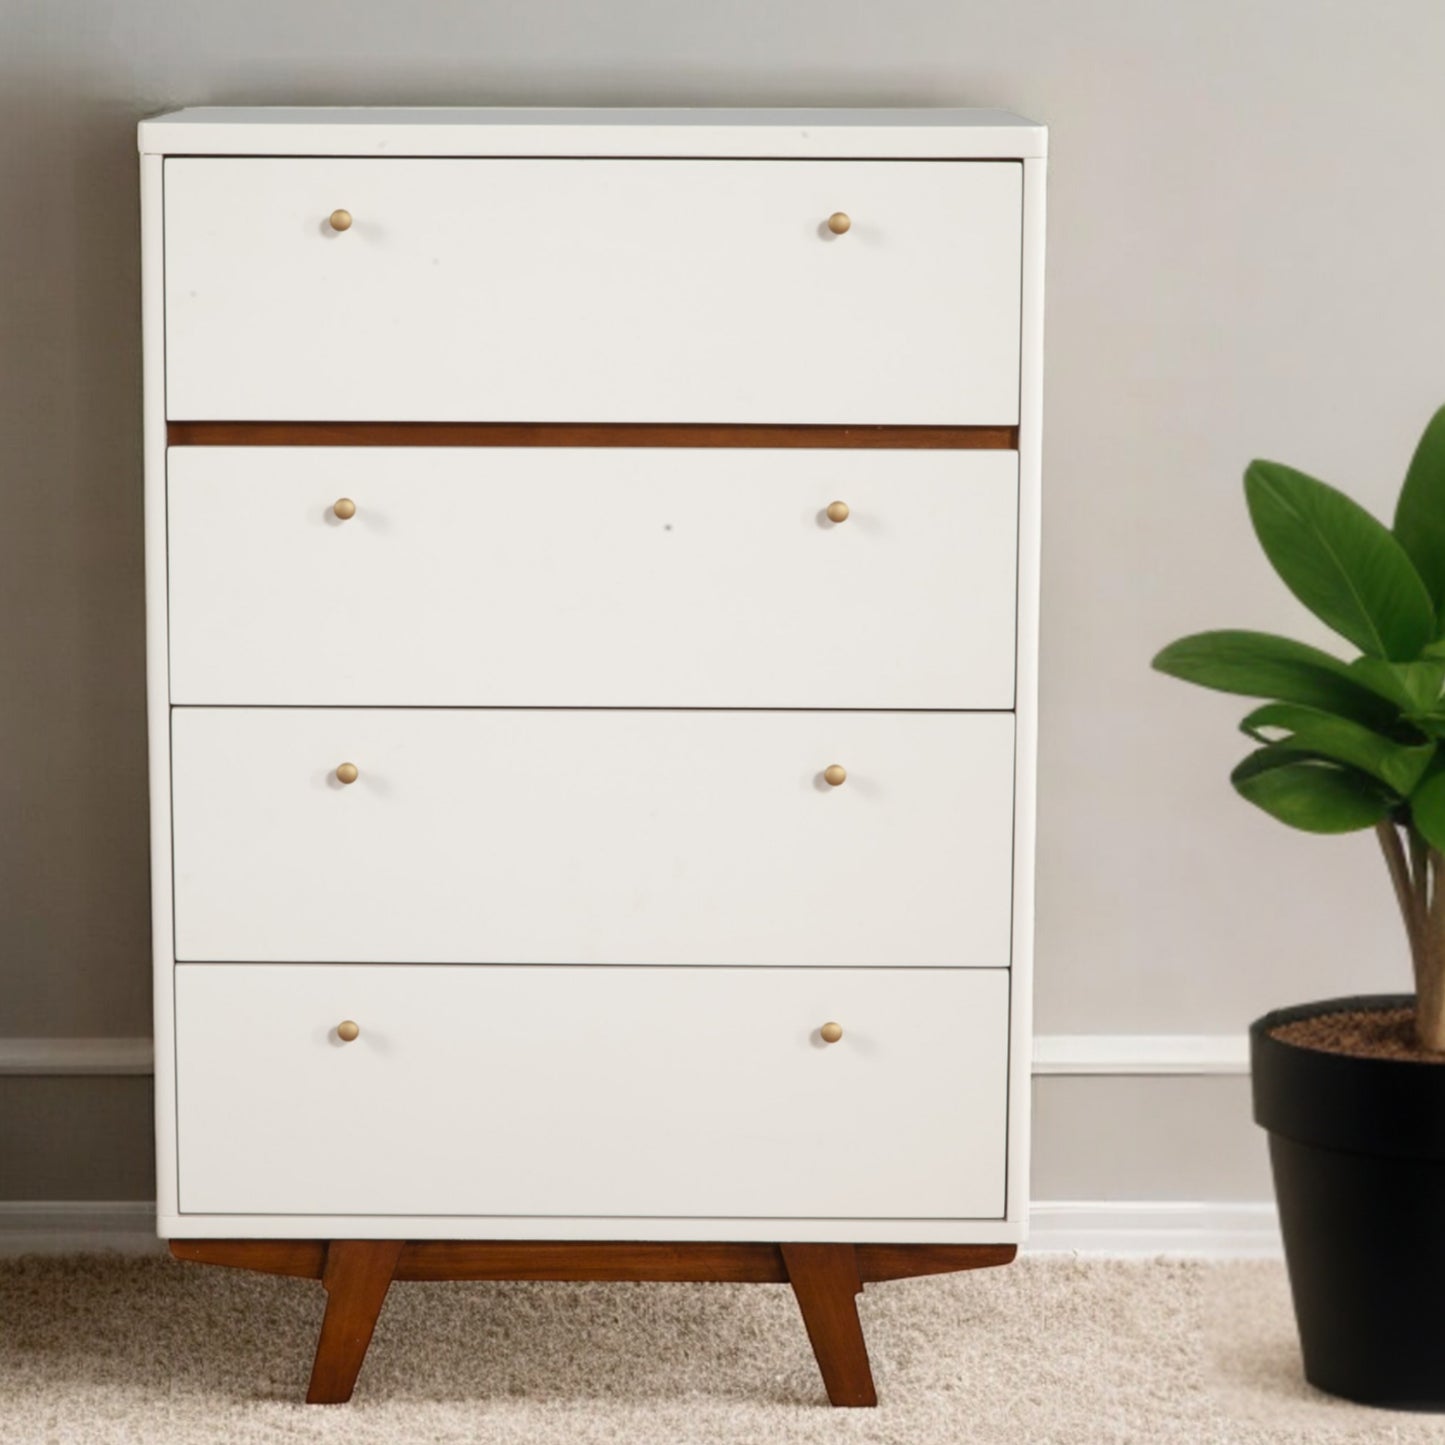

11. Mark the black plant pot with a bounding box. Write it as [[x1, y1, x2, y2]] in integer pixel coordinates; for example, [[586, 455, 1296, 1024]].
[[1252, 994, 1445, 1409]]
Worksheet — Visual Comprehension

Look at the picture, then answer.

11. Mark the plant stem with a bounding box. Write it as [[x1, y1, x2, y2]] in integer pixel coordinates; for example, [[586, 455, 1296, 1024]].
[[1410, 826, 1431, 920], [1376, 820, 1426, 990], [1423, 849, 1445, 1053], [1375, 822, 1445, 1049]]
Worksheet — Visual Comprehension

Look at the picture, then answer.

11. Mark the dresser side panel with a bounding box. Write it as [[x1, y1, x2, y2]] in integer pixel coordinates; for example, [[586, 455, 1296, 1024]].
[[142, 152, 177, 1229], [1006, 155, 1047, 1233]]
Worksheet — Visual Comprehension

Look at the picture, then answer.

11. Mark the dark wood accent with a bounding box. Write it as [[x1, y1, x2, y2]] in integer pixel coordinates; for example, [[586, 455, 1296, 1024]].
[[305, 1240, 405, 1405], [168, 1236, 1015, 1405], [170, 1237, 1014, 1285], [393, 1239, 789, 1282], [855, 1241, 1016, 1282], [169, 1238, 327, 1278], [781, 1243, 877, 1407], [165, 421, 1017, 451]]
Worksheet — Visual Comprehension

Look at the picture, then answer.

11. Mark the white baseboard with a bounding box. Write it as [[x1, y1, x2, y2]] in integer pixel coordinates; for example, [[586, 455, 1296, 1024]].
[[0, 1202, 163, 1255], [0, 1200, 1281, 1259], [1031, 1035, 1249, 1076], [0, 1038, 155, 1075], [1026, 1201, 1281, 1258], [0, 1034, 1250, 1077]]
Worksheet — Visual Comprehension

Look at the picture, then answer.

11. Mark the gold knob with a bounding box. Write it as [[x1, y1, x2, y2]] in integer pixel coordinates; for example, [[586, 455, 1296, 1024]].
[[337, 1020, 360, 1042], [328, 209, 353, 232], [336, 762, 359, 785], [825, 501, 850, 524], [827, 212, 852, 235], [820, 1022, 844, 1044], [823, 764, 847, 787], [332, 497, 357, 520]]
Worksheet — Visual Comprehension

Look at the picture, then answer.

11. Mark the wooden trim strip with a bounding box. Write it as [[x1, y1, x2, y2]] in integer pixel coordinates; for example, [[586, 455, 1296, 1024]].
[[856, 1242, 1016, 1281], [170, 1238, 327, 1277], [394, 1240, 788, 1283], [165, 421, 1017, 450], [170, 1237, 1017, 1284]]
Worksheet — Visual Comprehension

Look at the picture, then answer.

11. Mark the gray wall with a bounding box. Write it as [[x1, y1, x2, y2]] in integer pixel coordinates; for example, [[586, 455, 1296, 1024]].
[[4, 0, 1443, 1204]]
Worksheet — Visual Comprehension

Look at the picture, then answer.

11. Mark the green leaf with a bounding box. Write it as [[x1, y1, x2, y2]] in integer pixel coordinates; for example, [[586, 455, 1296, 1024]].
[[1394, 406, 1445, 629], [1349, 658, 1445, 714], [1408, 769, 1445, 850], [1239, 703, 1435, 794], [1152, 630, 1398, 726], [1245, 459, 1434, 660], [1231, 745, 1395, 833]]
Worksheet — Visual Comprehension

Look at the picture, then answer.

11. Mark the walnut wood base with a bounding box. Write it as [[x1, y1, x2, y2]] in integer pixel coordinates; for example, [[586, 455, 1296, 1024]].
[[169, 1237, 1016, 1406], [166, 421, 1018, 450]]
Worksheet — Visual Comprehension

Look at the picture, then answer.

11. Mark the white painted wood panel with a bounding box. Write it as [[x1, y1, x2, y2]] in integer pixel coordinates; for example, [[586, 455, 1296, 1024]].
[[174, 964, 1008, 1219], [143, 109, 1045, 1246], [170, 708, 1015, 966], [1006, 156, 1047, 1224], [163, 159, 1022, 424], [167, 447, 1018, 708], [139, 107, 1048, 160], [141, 152, 180, 1226]]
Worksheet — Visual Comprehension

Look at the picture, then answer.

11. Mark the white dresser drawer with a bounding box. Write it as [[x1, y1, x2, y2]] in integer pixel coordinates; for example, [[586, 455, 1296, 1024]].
[[175, 963, 1008, 1219], [163, 158, 1022, 424], [171, 708, 1015, 966], [167, 446, 1019, 708]]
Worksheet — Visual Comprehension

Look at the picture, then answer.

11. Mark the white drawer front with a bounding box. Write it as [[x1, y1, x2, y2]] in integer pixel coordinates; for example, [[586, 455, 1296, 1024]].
[[171, 708, 1015, 966], [163, 158, 1022, 424], [167, 447, 1018, 708], [175, 963, 1008, 1219]]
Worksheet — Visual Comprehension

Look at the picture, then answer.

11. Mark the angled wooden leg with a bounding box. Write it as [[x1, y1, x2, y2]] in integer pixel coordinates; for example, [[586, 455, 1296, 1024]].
[[781, 1243, 877, 1407], [170, 1236, 1006, 1404], [306, 1240, 405, 1404]]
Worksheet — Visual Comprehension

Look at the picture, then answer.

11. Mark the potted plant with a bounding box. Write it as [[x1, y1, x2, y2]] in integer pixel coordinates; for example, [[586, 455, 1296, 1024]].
[[1154, 406, 1445, 1409]]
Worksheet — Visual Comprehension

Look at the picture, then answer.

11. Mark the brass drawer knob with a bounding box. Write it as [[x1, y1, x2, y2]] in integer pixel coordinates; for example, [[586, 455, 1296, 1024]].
[[336, 1020, 360, 1042], [332, 497, 356, 520], [826, 211, 852, 235], [336, 762, 359, 785], [825, 500, 850, 524], [820, 1021, 844, 1044], [328, 208, 353, 232], [823, 764, 847, 787]]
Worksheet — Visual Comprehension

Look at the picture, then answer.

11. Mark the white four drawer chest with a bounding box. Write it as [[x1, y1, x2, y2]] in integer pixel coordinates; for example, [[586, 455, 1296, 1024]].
[[139, 105, 1046, 1406]]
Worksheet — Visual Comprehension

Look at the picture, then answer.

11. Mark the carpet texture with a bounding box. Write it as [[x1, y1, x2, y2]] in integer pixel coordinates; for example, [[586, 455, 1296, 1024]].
[[2, 1254, 1443, 1443]]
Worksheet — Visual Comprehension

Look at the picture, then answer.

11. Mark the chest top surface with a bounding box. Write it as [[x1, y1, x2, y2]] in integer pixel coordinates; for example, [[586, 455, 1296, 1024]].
[[137, 106, 1047, 159]]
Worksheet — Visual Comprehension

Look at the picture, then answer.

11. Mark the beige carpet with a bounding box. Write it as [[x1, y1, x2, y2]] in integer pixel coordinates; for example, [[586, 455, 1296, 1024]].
[[2, 1254, 1443, 1443]]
